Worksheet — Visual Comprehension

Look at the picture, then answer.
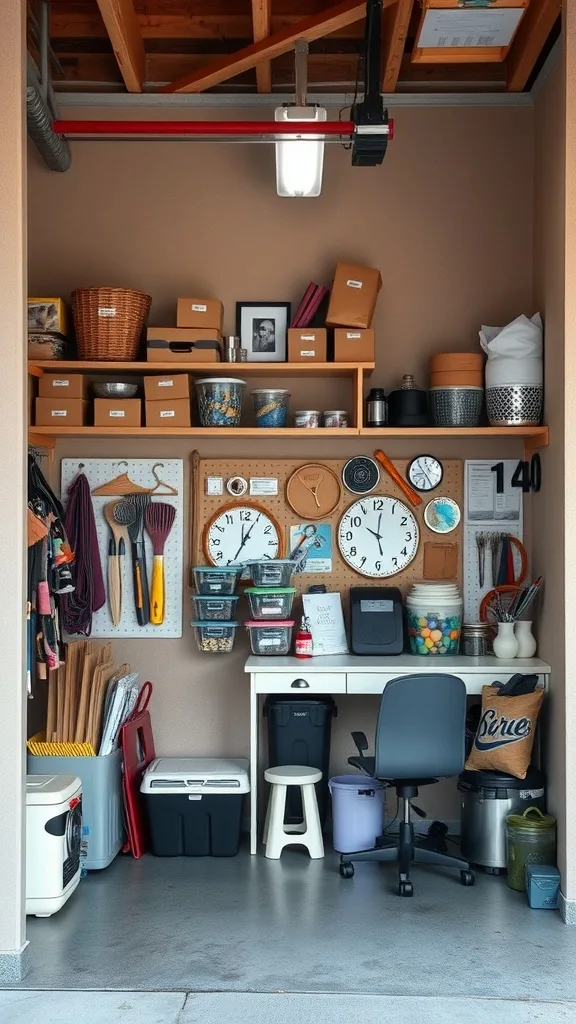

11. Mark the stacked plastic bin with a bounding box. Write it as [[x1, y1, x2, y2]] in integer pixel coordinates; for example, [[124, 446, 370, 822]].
[[191, 566, 242, 654], [244, 560, 297, 656]]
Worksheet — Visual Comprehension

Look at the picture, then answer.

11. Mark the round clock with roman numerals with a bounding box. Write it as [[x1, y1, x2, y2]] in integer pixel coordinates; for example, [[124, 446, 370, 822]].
[[203, 501, 284, 568], [338, 496, 419, 578]]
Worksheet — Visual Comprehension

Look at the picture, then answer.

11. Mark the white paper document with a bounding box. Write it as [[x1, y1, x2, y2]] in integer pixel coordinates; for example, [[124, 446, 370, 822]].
[[418, 8, 523, 49], [302, 592, 349, 656]]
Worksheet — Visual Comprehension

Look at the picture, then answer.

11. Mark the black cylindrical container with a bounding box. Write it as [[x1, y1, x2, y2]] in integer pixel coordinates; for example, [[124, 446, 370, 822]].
[[387, 375, 430, 426], [264, 695, 337, 825], [366, 388, 387, 427]]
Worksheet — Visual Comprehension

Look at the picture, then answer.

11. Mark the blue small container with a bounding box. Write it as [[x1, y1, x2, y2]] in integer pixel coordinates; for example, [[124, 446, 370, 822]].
[[195, 377, 245, 427], [252, 389, 290, 428], [526, 865, 560, 909]]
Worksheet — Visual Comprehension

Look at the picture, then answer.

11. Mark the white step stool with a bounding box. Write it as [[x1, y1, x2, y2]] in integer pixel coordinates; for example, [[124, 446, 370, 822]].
[[263, 765, 325, 860]]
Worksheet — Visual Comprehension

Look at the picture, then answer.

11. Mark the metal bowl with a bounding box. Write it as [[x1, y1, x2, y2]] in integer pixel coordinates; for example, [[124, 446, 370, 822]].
[[92, 382, 138, 399]]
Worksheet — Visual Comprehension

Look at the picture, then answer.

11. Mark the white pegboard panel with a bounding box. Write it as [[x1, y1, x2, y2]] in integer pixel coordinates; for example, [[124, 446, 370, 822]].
[[61, 458, 183, 638], [464, 459, 524, 622]]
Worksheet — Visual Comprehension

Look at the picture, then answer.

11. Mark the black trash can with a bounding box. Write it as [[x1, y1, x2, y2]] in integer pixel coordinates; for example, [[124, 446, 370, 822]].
[[264, 695, 337, 825]]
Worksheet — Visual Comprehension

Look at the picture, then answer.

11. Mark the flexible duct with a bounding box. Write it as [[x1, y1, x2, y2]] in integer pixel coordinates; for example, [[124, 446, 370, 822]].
[[26, 85, 71, 172]]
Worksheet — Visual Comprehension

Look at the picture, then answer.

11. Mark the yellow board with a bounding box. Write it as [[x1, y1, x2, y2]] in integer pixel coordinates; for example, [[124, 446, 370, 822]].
[[27, 297, 70, 337]]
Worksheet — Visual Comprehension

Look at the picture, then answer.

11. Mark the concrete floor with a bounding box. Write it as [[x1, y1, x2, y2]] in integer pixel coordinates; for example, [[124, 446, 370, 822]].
[[1, 992, 576, 1024], [11, 848, 576, 1002]]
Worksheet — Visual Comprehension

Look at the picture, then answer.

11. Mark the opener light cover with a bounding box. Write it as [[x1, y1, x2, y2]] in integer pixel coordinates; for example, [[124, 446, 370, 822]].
[[275, 106, 327, 198]]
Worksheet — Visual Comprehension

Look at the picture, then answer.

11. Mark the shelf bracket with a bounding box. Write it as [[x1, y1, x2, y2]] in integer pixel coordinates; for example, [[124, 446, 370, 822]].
[[524, 427, 549, 460]]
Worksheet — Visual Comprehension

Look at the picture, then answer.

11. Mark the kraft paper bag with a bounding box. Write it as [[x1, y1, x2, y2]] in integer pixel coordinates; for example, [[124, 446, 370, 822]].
[[465, 685, 544, 780]]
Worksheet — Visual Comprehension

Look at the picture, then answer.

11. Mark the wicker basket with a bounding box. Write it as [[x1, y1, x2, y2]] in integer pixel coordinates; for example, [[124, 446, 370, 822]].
[[72, 287, 151, 361]]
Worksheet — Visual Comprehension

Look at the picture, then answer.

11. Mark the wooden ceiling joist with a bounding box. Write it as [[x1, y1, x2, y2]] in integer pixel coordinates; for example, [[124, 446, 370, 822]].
[[95, 0, 145, 92], [160, 0, 374, 94], [252, 0, 272, 93], [381, 0, 414, 91], [506, 0, 560, 91]]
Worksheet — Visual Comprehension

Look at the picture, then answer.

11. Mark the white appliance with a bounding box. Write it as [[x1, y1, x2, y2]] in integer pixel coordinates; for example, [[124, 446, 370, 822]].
[[26, 774, 82, 917]]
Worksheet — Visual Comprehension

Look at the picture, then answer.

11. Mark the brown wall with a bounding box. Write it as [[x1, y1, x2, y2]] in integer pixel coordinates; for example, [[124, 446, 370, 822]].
[[27, 102, 535, 820], [533, 55, 567, 886]]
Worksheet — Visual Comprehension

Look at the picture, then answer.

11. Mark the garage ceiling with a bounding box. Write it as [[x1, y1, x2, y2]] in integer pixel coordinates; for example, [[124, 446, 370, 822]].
[[41, 0, 561, 96]]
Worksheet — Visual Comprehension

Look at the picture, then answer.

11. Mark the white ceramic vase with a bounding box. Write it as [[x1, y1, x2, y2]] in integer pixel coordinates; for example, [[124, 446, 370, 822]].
[[493, 622, 519, 659], [514, 620, 537, 658]]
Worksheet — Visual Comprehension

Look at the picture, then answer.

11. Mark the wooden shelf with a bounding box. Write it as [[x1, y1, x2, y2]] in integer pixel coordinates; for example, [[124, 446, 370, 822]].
[[28, 360, 374, 379], [29, 426, 360, 438], [29, 424, 549, 450]]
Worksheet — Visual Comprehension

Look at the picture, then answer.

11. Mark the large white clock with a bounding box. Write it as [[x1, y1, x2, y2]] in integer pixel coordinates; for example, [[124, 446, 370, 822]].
[[338, 496, 419, 578], [203, 502, 284, 567]]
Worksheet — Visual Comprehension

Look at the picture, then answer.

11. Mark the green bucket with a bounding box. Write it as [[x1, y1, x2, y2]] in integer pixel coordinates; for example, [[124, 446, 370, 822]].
[[506, 806, 557, 892]]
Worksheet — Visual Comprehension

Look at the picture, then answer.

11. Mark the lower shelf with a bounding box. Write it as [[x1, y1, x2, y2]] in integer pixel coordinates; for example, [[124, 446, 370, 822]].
[[28, 425, 550, 446]]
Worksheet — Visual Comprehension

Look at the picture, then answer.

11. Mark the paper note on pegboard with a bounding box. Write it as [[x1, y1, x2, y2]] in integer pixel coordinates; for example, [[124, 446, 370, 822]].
[[61, 459, 184, 639]]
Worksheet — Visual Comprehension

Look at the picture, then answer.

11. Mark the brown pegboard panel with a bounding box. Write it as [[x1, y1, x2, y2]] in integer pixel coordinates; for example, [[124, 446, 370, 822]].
[[190, 452, 463, 599]]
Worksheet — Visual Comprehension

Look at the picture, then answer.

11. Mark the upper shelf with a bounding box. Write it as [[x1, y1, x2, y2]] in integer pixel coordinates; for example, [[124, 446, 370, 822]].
[[28, 360, 374, 379]]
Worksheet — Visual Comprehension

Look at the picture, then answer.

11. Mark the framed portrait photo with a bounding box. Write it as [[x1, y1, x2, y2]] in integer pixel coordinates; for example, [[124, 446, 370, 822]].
[[236, 302, 291, 363]]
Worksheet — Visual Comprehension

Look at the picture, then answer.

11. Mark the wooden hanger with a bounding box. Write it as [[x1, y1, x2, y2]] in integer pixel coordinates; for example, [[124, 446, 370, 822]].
[[92, 461, 152, 497], [150, 462, 178, 496]]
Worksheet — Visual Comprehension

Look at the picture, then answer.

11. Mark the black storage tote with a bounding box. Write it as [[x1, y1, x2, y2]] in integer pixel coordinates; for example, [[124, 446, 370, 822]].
[[264, 696, 337, 825]]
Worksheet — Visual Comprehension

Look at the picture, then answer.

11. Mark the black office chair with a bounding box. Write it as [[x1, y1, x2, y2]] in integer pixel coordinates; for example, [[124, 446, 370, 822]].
[[339, 673, 475, 897]]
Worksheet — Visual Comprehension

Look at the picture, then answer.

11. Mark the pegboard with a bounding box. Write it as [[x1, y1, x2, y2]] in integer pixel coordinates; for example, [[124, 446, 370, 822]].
[[191, 453, 463, 601], [61, 458, 184, 638], [463, 459, 524, 622]]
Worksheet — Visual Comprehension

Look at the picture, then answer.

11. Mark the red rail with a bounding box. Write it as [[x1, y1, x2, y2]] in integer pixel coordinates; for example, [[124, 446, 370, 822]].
[[53, 119, 358, 137]]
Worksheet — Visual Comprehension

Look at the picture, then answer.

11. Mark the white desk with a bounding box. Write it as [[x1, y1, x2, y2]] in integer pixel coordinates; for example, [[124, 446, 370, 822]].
[[244, 654, 551, 854]]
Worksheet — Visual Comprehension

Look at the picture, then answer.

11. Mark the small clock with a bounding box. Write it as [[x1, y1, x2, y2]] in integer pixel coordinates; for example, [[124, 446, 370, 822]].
[[338, 496, 419, 578], [203, 502, 284, 567], [407, 455, 443, 493]]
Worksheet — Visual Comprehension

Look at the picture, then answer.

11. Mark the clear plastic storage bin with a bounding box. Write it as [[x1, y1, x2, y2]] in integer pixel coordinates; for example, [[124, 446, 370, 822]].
[[192, 621, 239, 653], [245, 619, 294, 655], [192, 565, 242, 596], [245, 587, 296, 620], [191, 595, 239, 621], [247, 560, 296, 587]]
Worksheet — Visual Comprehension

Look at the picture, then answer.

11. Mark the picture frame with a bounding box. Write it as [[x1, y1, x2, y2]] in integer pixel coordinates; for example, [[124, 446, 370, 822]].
[[236, 302, 291, 363]]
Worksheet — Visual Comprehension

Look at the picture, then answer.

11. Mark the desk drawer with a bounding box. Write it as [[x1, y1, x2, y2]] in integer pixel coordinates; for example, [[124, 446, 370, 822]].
[[254, 672, 346, 695], [346, 672, 524, 695]]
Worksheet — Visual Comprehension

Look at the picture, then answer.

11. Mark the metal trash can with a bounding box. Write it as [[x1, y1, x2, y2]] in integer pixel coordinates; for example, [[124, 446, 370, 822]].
[[458, 766, 545, 873]]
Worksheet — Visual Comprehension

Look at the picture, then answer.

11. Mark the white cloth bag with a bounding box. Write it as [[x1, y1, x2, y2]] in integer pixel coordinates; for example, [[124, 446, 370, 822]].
[[479, 313, 543, 387]]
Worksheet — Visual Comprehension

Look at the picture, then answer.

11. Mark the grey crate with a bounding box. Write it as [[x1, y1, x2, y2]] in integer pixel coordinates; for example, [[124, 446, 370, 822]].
[[28, 749, 124, 870]]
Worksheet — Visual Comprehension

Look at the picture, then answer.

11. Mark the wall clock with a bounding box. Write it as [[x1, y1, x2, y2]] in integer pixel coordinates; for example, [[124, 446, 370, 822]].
[[338, 496, 419, 578], [407, 455, 443, 493], [203, 502, 284, 567], [286, 463, 342, 520]]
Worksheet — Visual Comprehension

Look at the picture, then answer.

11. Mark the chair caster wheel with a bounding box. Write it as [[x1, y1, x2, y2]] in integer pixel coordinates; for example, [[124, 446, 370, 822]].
[[460, 870, 475, 886], [340, 862, 354, 879], [399, 880, 413, 897]]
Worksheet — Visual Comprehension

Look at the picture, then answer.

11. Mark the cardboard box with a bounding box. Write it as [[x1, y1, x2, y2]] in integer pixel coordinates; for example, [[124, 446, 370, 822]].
[[177, 298, 224, 332], [28, 297, 70, 336], [144, 374, 190, 402], [287, 328, 327, 363], [326, 262, 382, 329], [94, 398, 141, 427], [38, 373, 88, 399], [334, 328, 375, 363], [35, 398, 89, 427], [147, 328, 221, 362], [145, 398, 191, 428]]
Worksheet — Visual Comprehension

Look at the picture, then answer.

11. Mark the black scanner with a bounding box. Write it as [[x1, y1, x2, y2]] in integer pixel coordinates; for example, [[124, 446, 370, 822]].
[[350, 586, 404, 655]]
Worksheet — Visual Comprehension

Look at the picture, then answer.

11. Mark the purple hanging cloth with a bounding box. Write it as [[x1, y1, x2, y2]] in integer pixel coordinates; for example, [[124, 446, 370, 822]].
[[62, 472, 105, 635]]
